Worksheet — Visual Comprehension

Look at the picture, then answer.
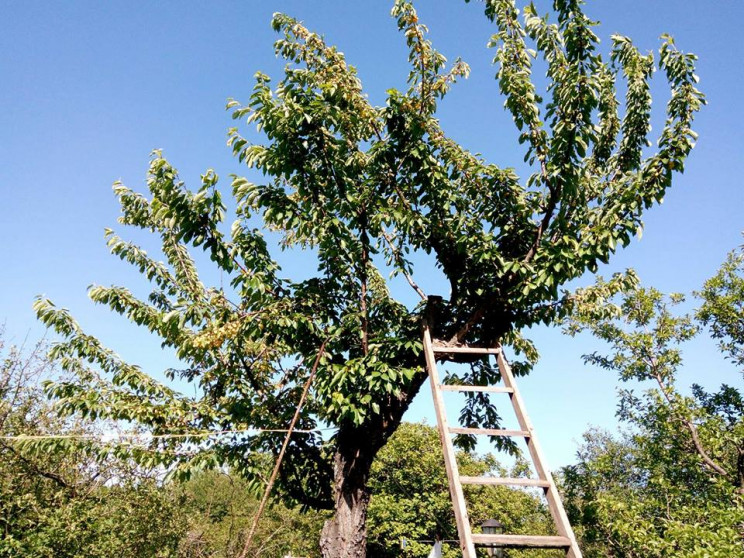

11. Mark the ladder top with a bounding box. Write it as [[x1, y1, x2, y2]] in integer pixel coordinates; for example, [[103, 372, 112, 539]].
[[431, 345, 501, 355]]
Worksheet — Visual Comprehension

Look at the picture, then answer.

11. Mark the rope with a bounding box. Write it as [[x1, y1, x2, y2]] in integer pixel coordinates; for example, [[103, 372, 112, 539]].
[[238, 338, 329, 558]]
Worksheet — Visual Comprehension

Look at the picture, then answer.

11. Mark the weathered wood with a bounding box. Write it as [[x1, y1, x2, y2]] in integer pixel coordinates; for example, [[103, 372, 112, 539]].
[[431, 346, 502, 354], [423, 336, 582, 558], [496, 350, 583, 558], [440, 385, 513, 393], [449, 427, 529, 437], [423, 324, 476, 558], [471, 534, 571, 548], [459, 476, 550, 487], [319, 449, 371, 558]]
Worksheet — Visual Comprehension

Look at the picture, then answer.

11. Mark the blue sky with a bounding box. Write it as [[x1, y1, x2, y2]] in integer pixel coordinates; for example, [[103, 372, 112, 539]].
[[1, 1, 742, 468]]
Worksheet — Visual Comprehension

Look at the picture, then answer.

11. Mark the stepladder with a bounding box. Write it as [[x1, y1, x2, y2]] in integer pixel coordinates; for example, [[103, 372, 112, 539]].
[[422, 324, 583, 558]]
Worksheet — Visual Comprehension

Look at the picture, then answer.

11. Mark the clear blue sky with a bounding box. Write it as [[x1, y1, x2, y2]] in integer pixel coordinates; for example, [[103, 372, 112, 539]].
[[1, 1, 742, 468]]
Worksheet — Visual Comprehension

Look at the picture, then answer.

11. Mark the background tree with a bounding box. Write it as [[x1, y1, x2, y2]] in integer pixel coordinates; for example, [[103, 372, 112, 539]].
[[697, 242, 744, 373], [562, 242, 744, 556], [0, 332, 188, 558], [33, 1, 703, 556], [178, 470, 329, 558], [178, 422, 566, 558], [562, 427, 744, 557]]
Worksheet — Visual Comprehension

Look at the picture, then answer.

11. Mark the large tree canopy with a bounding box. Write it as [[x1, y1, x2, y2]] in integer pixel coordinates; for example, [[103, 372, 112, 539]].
[[34, 1, 703, 556]]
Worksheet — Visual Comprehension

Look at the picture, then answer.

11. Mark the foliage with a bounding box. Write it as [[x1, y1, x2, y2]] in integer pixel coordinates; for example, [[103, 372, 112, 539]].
[[13, 483, 187, 558], [176, 423, 564, 557], [1, 354, 561, 558], [178, 470, 329, 558], [0, 333, 188, 558], [563, 429, 744, 558], [0, 332, 331, 558], [697, 244, 744, 370], [32, 0, 704, 553], [563, 243, 744, 557]]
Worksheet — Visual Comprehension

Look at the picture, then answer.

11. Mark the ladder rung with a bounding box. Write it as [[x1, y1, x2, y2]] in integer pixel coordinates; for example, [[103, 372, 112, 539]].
[[440, 385, 513, 393], [449, 427, 530, 437], [459, 476, 550, 487], [471, 534, 571, 548], [431, 346, 501, 354]]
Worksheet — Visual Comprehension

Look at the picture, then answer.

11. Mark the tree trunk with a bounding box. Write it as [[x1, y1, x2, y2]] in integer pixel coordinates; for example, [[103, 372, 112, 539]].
[[319, 434, 375, 558], [318, 363, 429, 557]]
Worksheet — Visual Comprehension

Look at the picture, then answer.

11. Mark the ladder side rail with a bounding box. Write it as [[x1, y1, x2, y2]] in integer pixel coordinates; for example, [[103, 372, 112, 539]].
[[423, 325, 476, 558], [496, 350, 583, 558]]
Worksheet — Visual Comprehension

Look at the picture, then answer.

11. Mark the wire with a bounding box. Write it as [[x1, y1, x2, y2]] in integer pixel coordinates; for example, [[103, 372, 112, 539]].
[[405, 539, 459, 544], [238, 338, 329, 558], [0, 426, 337, 442]]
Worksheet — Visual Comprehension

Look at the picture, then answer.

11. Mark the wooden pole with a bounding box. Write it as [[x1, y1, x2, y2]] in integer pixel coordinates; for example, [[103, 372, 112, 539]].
[[422, 324, 476, 558]]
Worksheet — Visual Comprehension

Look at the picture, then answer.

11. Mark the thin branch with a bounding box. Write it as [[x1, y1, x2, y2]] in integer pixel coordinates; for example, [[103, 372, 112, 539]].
[[448, 307, 486, 345], [359, 206, 370, 356], [235, 349, 268, 395], [523, 177, 559, 264], [380, 229, 426, 301], [408, 15, 430, 116], [0, 440, 75, 495], [238, 338, 329, 558], [651, 371, 730, 480]]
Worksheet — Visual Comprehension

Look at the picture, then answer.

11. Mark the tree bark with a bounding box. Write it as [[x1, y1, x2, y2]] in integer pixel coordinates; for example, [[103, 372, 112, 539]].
[[319, 357, 429, 557], [319, 434, 376, 558]]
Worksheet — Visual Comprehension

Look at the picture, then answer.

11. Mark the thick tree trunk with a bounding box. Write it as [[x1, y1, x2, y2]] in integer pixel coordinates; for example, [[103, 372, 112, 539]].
[[318, 361, 429, 557], [319, 436, 375, 558]]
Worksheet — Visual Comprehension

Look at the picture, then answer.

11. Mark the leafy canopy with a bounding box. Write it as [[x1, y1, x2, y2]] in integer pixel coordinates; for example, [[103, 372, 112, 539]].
[[0, 334, 188, 558], [564, 243, 744, 557], [34, 0, 703, 508]]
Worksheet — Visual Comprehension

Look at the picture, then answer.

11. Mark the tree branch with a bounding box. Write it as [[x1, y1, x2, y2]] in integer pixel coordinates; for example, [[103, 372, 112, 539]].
[[0, 440, 76, 495], [359, 207, 370, 356], [652, 372, 731, 480], [380, 229, 426, 301]]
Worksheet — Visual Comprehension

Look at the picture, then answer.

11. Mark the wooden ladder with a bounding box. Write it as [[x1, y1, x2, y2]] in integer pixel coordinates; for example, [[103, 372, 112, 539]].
[[422, 324, 583, 558]]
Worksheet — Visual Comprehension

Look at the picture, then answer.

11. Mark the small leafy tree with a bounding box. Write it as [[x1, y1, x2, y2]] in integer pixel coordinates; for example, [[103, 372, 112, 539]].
[[563, 428, 744, 557], [0, 333, 188, 558], [34, 1, 703, 555], [563, 243, 744, 556], [697, 244, 744, 372]]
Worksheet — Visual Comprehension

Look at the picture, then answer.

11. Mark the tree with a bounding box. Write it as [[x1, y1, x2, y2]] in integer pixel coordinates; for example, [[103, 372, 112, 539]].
[[697, 243, 744, 372], [562, 243, 744, 556], [0, 332, 188, 557], [562, 429, 744, 557], [33, 1, 704, 556], [178, 470, 329, 558]]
